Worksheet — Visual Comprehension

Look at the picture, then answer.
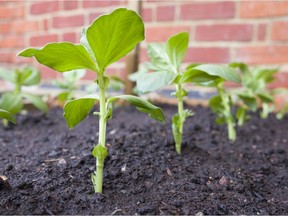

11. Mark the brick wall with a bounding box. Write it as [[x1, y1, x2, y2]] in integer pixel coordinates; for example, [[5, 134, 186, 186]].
[[0, 0, 288, 87]]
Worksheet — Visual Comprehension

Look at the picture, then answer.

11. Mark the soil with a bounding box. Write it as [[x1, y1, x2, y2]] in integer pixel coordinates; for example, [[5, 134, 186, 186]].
[[0, 104, 287, 215]]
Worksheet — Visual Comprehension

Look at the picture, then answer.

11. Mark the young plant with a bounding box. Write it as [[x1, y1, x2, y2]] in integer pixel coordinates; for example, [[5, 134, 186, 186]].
[[0, 109, 16, 125], [0, 67, 48, 126], [53, 69, 86, 103], [134, 32, 240, 154], [18, 8, 165, 193]]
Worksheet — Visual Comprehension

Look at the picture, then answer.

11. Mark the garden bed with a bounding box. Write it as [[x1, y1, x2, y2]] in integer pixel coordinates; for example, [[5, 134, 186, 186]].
[[0, 104, 287, 215]]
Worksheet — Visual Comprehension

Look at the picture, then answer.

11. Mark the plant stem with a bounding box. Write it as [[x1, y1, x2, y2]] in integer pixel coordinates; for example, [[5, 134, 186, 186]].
[[94, 75, 107, 193], [176, 84, 184, 154], [2, 119, 8, 127], [227, 120, 236, 141]]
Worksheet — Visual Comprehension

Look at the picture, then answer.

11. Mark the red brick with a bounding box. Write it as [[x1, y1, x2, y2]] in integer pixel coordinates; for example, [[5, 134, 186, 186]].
[[0, 36, 24, 48], [63, 1, 78, 10], [52, 15, 84, 28], [195, 24, 253, 41], [140, 48, 148, 63], [38, 65, 58, 79], [89, 13, 102, 24], [63, 32, 77, 43], [30, 1, 59, 15], [235, 46, 288, 64], [0, 6, 25, 19], [0, 52, 15, 63], [240, 1, 288, 18], [30, 34, 58, 47], [269, 72, 288, 88], [146, 26, 191, 42], [0, 21, 39, 34], [83, 0, 120, 8], [142, 8, 152, 22], [258, 23, 266, 41], [184, 47, 230, 63], [180, 2, 234, 20], [156, 5, 175, 21], [272, 21, 288, 41]]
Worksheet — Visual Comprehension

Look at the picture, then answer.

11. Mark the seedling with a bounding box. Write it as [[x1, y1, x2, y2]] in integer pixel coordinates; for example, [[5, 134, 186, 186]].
[[53, 69, 86, 103], [134, 32, 240, 154], [18, 8, 165, 193], [0, 67, 48, 126]]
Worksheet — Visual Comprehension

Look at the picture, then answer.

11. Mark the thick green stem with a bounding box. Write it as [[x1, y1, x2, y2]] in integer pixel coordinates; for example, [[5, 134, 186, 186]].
[[227, 120, 236, 141], [175, 84, 184, 154], [3, 119, 8, 127], [93, 75, 107, 193]]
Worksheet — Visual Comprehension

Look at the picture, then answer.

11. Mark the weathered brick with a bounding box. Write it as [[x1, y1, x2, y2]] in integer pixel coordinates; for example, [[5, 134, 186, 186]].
[[235, 46, 288, 64], [142, 8, 152, 22], [180, 2, 234, 20], [156, 5, 175, 21], [195, 24, 253, 41], [270, 72, 288, 88], [0, 6, 25, 19], [0, 52, 15, 63], [0, 36, 24, 48], [184, 47, 230, 63], [63, 1, 78, 10], [0, 21, 39, 34], [52, 15, 84, 28], [83, 0, 121, 8], [38, 65, 58, 79], [258, 23, 266, 41], [146, 26, 191, 42], [30, 1, 59, 15], [240, 1, 288, 18], [30, 34, 58, 47], [63, 32, 77, 43], [272, 21, 288, 41]]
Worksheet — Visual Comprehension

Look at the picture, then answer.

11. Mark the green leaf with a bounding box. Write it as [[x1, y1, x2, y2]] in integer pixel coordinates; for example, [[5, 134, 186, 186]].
[[0, 109, 16, 124], [64, 94, 99, 129], [229, 62, 249, 74], [136, 71, 177, 93], [180, 69, 220, 84], [257, 92, 274, 103], [108, 95, 165, 123], [0, 68, 15, 83], [238, 93, 258, 111], [0, 93, 23, 114], [21, 68, 41, 86], [57, 91, 72, 102], [236, 107, 247, 126], [22, 93, 48, 113], [147, 43, 172, 71], [166, 32, 189, 70], [192, 64, 241, 83], [84, 8, 144, 72], [172, 114, 182, 154], [209, 95, 223, 114], [18, 43, 97, 72], [92, 145, 108, 160]]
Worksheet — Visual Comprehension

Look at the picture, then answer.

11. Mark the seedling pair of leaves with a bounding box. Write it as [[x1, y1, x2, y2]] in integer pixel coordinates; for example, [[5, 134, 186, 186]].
[[0, 67, 48, 126], [133, 32, 240, 154], [209, 63, 279, 141], [18, 8, 165, 193]]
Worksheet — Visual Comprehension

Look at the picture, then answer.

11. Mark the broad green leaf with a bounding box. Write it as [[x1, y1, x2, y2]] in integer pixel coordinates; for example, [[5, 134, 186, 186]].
[[0, 109, 16, 124], [85, 8, 144, 71], [64, 94, 99, 129], [172, 114, 182, 154], [20, 68, 41, 86], [209, 95, 223, 113], [108, 95, 165, 123], [18, 43, 97, 72], [22, 93, 48, 113], [166, 32, 189, 70], [0, 93, 23, 114], [148, 44, 172, 72], [180, 69, 220, 84], [255, 68, 278, 83], [136, 71, 177, 93], [192, 64, 241, 83]]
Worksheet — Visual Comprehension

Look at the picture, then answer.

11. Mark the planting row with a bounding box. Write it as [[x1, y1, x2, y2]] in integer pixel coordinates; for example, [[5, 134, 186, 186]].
[[0, 8, 287, 193]]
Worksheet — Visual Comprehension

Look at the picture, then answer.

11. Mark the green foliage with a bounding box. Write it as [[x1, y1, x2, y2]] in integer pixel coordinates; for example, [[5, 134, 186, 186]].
[[134, 32, 240, 154], [53, 69, 86, 102], [0, 109, 16, 124], [0, 67, 48, 126], [18, 8, 164, 193]]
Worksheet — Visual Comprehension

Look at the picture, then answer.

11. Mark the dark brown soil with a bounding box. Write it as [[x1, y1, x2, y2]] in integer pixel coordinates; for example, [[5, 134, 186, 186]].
[[0, 104, 287, 215]]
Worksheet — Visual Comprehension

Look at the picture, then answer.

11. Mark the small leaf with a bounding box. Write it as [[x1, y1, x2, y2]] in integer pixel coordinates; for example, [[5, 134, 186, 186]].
[[180, 69, 219, 84], [108, 95, 165, 123], [85, 8, 144, 71], [192, 64, 241, 83], [0, 109, 16, 124], [21, 68, 41, 86], [147, 43, 171, 72], [18, 43, 97, 72], [257, 92, 274, 103], [57, 91, 72, 102], [238, 93, 258, 111], [236, 107, 247, 126], [209, 95, 223, 113], [0, 93, 23, 114], [229, 62, 249, 74], [136, 71, 177, 93], [92, 145, 108, 161], [22, 93, 48, 113], [63, 94, 99, 129], [166, 32, 189, 71]]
